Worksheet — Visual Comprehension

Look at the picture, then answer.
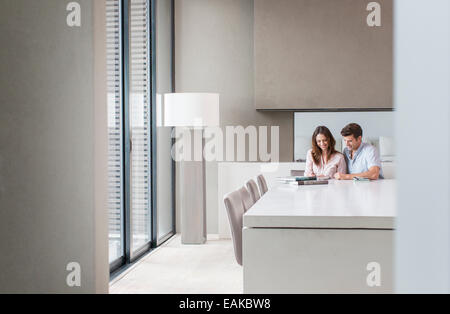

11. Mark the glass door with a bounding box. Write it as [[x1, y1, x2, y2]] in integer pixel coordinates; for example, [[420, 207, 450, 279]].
[[127, 0, 152, 258], [155, 0, 175, 244], [106, 0, 125, 267], [108, 0, 155, 273]]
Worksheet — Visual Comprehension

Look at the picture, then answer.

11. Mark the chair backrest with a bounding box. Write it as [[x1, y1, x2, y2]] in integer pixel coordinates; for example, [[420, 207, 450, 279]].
[[239, 186, 254, 212], [223, 190, 245, 266], [257, 175, 268, 196], [246, 179, 261, 203]]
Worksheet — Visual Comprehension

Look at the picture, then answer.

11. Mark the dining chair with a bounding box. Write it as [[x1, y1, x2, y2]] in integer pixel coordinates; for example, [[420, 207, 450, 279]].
[[239, 186, 254, 212], [257, 174, 268, 196], [246, 179, 261, 203], [223, 190, 245, 266]]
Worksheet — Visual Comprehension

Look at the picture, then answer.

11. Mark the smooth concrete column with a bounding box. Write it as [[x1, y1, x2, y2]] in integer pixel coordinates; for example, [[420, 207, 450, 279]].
[[0, 0, 108, 293], [395, 0, 450, 293]]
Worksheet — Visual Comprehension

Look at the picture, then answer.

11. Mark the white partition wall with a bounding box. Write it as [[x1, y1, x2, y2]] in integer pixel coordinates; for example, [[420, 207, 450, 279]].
[[395, 0, 450, 293]]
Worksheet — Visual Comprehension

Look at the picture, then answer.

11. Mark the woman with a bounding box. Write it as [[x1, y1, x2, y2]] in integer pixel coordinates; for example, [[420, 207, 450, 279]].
[[305, 126, 347, 179]]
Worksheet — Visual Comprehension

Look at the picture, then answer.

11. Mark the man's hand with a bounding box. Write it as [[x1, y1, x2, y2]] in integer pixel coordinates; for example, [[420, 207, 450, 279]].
[[334, 167, 380, 181], [334, 173, 348, 180]]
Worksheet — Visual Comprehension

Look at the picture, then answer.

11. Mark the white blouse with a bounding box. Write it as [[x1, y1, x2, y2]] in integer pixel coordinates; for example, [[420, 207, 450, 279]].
[[304, 149, 347, 178]]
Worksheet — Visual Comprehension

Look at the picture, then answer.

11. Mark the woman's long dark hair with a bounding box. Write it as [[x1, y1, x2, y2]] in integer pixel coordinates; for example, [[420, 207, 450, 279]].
[[311, 126, 337, 166]]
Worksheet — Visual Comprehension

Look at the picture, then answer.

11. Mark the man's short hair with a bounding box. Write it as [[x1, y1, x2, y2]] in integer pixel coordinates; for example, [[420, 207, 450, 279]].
[[341, 123, 363, 139]]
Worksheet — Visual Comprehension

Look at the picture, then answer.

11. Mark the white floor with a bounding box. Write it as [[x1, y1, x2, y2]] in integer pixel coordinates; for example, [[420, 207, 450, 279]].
[[110, 235, 243, 294]]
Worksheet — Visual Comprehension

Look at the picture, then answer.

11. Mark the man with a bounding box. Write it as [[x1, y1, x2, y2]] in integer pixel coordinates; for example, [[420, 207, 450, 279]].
[[334, 123, 384, 180]]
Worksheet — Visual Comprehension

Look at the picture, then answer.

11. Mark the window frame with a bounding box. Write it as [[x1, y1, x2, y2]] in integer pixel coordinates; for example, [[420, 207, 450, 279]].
[[109, 0, 160, 275]]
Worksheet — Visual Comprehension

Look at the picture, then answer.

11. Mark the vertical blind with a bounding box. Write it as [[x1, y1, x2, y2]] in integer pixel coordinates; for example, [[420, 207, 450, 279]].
[[129, 0, 152, 251], [106, 0, 124, 263]]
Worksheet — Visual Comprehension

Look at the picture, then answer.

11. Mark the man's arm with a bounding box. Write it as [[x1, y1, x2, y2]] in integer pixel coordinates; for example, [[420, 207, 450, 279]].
[[334, 166, 380, 180]]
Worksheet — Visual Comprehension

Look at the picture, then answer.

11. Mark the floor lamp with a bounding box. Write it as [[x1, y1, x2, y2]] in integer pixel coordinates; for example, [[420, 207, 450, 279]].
[[164, 93, 220, 244]]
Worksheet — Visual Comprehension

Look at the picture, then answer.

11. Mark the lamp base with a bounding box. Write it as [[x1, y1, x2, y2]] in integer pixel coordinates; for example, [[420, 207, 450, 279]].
[[180, 145, 207, 245]]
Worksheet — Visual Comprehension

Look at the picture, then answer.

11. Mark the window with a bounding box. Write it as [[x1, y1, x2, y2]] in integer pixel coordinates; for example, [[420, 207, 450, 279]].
[[106, 0, 124, 265], [129, 0, 152, 255], [107, 0, 161, 274]]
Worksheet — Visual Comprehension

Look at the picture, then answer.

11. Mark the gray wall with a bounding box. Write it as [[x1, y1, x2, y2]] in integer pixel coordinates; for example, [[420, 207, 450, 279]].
[[0, 0, 108, 293], [174, 0, 294, 234], [254, 0, 393, 110], [395, 0, 450, 293]]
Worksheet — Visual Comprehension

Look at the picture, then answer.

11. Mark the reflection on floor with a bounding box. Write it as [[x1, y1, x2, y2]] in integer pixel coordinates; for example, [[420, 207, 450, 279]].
[[110, 234, 243, 294]]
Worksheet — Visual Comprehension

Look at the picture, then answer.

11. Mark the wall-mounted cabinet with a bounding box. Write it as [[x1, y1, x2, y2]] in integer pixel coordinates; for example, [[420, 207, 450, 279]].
[[254, 0, 393, 111]]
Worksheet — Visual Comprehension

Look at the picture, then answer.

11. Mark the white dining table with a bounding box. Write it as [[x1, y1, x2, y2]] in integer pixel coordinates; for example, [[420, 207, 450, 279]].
[[243, 179, 396, 294]]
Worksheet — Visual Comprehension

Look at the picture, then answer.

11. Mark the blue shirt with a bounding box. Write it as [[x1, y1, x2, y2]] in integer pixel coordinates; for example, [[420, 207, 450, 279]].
[[343, 143, 384, 179]]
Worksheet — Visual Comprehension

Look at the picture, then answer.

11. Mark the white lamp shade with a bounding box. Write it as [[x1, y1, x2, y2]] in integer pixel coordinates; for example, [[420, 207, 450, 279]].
[[164, 93, 220, 127]]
